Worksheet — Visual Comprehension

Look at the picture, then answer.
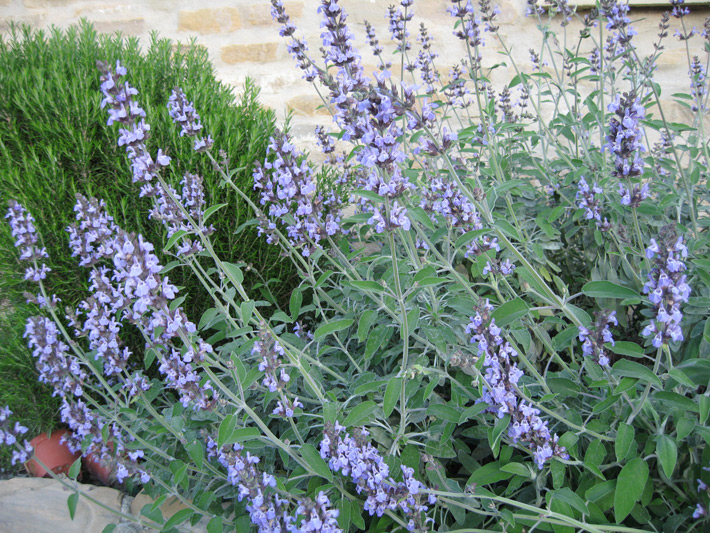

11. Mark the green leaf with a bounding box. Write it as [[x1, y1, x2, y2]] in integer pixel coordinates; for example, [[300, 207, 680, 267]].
[[67, 492, 79, 520], [500, 462, 533, 478], [491, 298, 529, 327], [612, 359, 662, 388], [493, 219, 521, 241], [314, 319, 354, 340], [202, 202, 228, 224], [467, 461, 513, 485], [347, 280, 385, 293], [656, 435, 677, 478], [405, 307, 420, 336], [163, 508, 193, 530], [459, 403, 488, 422], [488, 414, 510, 458], [614, 458, 649, 523], [426, 403, 461, 424], [582, 281, 640, 300], [207, 516, 223, 533], [217, 414, 237, 448], [315, 270, 333, 288], [343, 401, 378, 427], [585, 440, 606, 467], [668, 368, 695, 388], [144, 347, 158, 369], [186, 441, 204, 470], [241, 300, 255, 325], [68, 457, 82, 480], [300, 443, 333, 481], [222, 261, 244, 285], [615, 423, 635, 462], [552, 487, 588, 516], [352, 189, 383, 203], [289, 289, 302, 320], [357, 310, 377, 342], [383, 377, 401, 418], [606, 341, 644, 358], [653, 391, 698, 413], [165, 229, 188, 252]]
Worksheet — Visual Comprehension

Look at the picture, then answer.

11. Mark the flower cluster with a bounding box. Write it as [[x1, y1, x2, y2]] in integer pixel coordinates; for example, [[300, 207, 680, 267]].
[[254, 329, 291, 393], [97, 60, 171, 197], [641, 231, 691, 348], [273, 397, 303, 418], [5, 200, 50, 282], [210, 439, 341, 532], [0, 406, 33, 465], [319, 422, 435, 531], [578, 310, 617, 367], [576, 177, 606, 226], [253, 130, 344, 256], [465, 301, 568, 468], [69, 195, 216, 410], [606, 92, 647, 205], [100, 62, 211, 255], [149, 171, 213, 256], [601, 0, 637, 54], [167, 87, 214, 152]]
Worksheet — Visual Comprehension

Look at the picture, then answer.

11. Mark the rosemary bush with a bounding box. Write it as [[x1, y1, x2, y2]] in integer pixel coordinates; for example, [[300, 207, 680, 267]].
[[0, 21, 289, 468], [2, 1, 710, 532]]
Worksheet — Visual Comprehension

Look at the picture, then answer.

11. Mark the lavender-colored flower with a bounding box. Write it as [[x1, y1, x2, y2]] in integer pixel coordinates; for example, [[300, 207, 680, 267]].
[[605, 92, 646, 187], [578, 310, 617, 367], [25, 316, 86, 398], [670, 0, 690, 18], [483, 258, 516, 276], [167, 87, 214, 152], [690, 56, 707, 112], [0, 406, 33, 465], [69, 195, 216, 410], [273, 397, 303, 418], [291, 491, 341, 533], [5, 200, 50, 282], [465, 300, 568, 468], [254, 130, 345, 254], [254, 329, 291, 393], [601, 0, 637, 53], [387, 2, 413, 53], [319, 422, 435, 531], [576, 177, 604, 225], [97, 60, 170, 198], [618, 182, 649, 208], [641, 230, 691, 348]]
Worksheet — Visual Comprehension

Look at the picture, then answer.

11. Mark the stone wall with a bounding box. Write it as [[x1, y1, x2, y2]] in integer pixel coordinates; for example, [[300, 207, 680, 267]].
[[1, 0, 708, 147]]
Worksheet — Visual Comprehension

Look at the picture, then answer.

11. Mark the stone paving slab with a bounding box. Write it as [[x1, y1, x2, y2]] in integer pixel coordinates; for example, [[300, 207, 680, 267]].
[[0, 477, 212, 533], [0, 477, 123, 533]]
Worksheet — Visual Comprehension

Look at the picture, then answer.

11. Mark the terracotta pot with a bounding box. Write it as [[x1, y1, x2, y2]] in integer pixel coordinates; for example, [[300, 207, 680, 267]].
[[25, 429, 81, 478], [83, 442, 116, 485]]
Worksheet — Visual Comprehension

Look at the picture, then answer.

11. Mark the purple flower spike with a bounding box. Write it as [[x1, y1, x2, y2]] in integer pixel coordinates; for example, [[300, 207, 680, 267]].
[[578, 310, 617, 367], [167, 88, 214, 152], [5, 201, 50, 282], [466, 300, 568, 468], [642, 229, 691, 347], [319, 422, 435, 531]]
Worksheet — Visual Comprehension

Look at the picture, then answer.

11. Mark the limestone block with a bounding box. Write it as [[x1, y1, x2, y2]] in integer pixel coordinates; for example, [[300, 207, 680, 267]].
[[221, 42, 278, 64], [0, 477, 122, 533], [287, 94, 330, 117], [241, 1, 303, 27], [178, 7, 240, 34]]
